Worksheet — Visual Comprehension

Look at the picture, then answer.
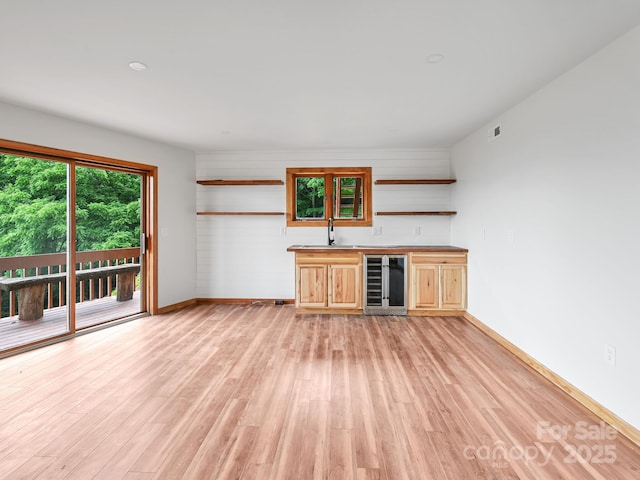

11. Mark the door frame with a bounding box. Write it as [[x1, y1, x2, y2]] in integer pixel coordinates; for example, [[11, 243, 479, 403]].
[[0, 138, 159, 327]]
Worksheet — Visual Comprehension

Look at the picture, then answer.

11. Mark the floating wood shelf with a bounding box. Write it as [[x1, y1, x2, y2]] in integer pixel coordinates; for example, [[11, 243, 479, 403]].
[[197, 212, 285, 216], [375, 180, 457, 216], [375, 211, 457, 216], [197, 180, 284, 186], [375, 179, 456, 185]]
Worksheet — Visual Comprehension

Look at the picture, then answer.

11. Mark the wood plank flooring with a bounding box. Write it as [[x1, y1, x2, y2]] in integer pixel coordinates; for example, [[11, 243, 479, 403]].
[[0, 304, 638, 479]]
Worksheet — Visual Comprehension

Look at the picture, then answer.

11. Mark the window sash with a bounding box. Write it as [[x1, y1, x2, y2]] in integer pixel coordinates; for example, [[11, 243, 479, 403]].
[[334, 176, 363, 219], [286, 167, 372, 227], [294, 175, 326, 220]]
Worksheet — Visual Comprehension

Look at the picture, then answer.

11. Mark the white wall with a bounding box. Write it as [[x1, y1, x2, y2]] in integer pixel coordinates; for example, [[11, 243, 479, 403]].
[[451, 26, 640, 429], [0, 101, 197, 309], [196, 149, 453, 299]]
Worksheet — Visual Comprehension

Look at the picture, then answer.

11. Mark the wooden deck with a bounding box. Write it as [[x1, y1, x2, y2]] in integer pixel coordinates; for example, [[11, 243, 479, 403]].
[[0, 292, 142, 352]]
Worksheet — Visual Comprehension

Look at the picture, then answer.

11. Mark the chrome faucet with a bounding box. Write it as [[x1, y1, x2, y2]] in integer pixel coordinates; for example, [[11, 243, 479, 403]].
[[328, 217, 335, 245]]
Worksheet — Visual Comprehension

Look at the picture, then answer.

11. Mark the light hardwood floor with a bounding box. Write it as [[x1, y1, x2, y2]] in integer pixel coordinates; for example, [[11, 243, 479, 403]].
[[0, 304, 638, 479]]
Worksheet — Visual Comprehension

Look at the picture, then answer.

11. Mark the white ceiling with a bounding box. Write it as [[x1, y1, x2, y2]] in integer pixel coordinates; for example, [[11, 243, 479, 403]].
[[2, 1, 640, 152]]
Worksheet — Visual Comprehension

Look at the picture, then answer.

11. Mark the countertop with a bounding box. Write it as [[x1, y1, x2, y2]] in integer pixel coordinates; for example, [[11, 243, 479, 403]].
[[287, 245, 468, 254]]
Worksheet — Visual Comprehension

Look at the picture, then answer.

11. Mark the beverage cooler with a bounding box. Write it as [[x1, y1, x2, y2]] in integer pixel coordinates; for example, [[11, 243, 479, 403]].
[[363, 254, 407, 315]]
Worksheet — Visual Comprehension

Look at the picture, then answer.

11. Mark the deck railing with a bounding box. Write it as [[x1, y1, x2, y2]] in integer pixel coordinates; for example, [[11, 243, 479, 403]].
[[0, 248, 140, 319]]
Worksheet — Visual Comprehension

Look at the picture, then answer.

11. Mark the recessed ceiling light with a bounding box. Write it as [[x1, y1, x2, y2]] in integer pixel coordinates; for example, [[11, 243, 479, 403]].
[[425, 54, 445, 64], [129, 61, 149, 71]]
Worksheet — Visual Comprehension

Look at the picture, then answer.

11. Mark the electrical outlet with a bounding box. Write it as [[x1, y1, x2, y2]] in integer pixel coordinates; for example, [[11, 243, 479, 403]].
[[373, 226, 382, 236], [280, 226, 287, 236], [604, 344, 616, 367], [414, 226, 421, 236], [507, 229, 515, 244]]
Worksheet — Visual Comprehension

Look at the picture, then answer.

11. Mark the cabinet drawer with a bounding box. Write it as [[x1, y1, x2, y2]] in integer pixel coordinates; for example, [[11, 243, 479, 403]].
[[409, 253, 467, 265], [296, 252, 361, 265]]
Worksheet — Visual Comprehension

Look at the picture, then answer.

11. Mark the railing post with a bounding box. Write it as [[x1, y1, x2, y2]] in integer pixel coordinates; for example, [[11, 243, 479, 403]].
[[60, 264, 66, 307], [0, 247, 140, 320], [47, 265, 53, 309], [89, 261, 95, 301], [9, 269, 17, 317]]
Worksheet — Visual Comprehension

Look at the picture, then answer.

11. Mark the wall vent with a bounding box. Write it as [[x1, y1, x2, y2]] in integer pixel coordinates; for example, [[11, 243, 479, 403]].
[[488, 124, 502, 141]]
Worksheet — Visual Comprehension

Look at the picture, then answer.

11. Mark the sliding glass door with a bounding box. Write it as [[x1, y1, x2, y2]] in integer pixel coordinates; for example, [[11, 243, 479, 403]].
[[74, 165, 144, 329], [0, 154, 70, 350], [0, 147, 152, 354]]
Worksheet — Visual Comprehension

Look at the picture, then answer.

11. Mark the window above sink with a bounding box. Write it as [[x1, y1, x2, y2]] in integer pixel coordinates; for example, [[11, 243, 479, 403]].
[[286, 167, 372, 227]]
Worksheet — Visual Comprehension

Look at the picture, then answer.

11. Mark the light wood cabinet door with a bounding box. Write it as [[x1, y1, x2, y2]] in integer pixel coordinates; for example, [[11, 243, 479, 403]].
[[440, 265, 466, 310], [410, 264, 439, 309], [408, 252, 467, 312], [294, 252, 361, 311], [328, 264, 361, 309], [297, 264, 328, 307]]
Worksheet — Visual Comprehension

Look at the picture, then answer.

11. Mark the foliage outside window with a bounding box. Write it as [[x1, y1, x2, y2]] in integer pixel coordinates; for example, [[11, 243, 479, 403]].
[[286, 167, 372, 227], [0, 154, 141, 257]]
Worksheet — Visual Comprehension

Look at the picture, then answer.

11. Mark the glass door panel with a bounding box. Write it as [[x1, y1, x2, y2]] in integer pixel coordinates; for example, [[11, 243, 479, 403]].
[[0, 154, 69, 350], [74, 165, 143, 329], [387, 256, 406, 307]]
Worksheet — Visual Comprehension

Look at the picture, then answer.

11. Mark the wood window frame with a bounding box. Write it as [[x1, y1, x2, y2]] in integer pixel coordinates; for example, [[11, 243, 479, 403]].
[[286, 167, 372, 227]]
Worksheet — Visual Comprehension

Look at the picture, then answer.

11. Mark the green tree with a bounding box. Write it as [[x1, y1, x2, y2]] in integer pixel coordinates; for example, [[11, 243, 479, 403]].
[[0, 154, 141, 257], [0, 156, 67, 256], [76, 166, 141, 251], [295, 176, 325, 219]]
